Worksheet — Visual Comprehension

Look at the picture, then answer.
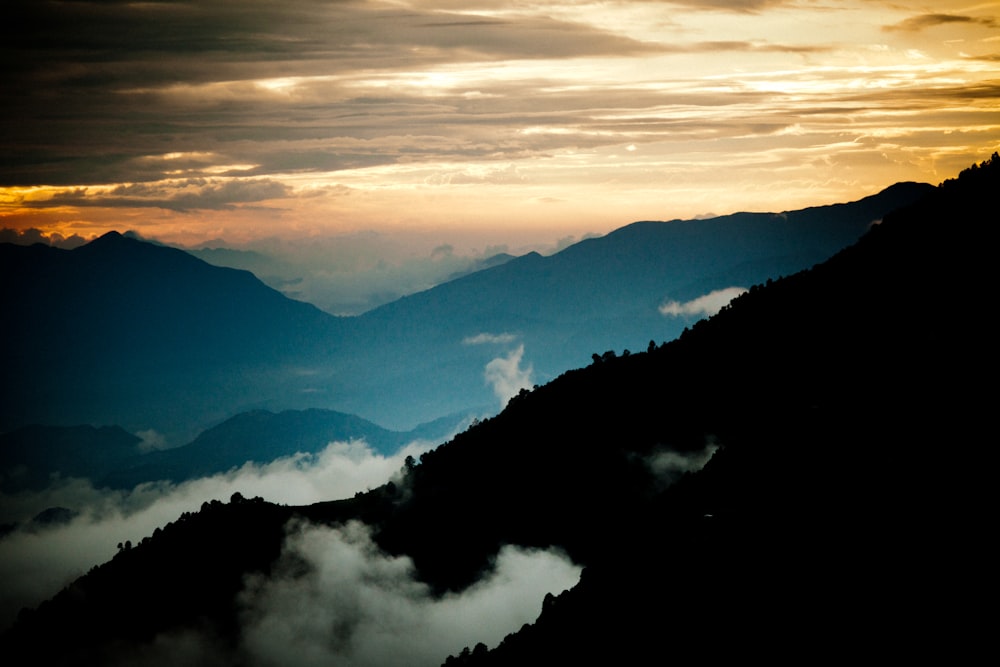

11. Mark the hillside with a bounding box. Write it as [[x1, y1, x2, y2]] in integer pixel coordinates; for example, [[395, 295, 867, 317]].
[[2, 156, 992, 665]]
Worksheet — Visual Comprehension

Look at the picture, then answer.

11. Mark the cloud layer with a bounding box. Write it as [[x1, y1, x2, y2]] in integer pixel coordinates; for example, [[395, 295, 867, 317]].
[[0, 442, 581, 665], [0, 439, 434, 630], [238, 521, 580, 667]]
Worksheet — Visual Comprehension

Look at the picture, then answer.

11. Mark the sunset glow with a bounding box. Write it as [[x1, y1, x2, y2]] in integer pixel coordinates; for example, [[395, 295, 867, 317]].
[[2, 0, 998, 250]]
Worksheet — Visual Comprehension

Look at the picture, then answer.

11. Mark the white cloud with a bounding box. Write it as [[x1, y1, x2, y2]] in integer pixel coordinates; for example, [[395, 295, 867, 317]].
[[647, 441, 720, 489], [238, 521, 581, 667], [484, 344, 534, 407], [0, 439, 434, 630], [659, 286, 747, 317], [463, 332, 518, 345]]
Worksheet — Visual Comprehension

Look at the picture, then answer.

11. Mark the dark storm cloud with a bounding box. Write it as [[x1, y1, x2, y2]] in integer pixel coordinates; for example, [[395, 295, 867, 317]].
[[0, 3, 658, 112], [0, 0, 823, 188], [17, 179, 292, 212]]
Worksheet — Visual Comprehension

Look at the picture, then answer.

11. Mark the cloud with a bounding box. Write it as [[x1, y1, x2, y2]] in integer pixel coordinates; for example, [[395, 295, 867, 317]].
[[135, 429, 170, 454], [659, 287, 747, 317], [0, 439, 434, 630], [656, 0, 791, 12], [646, 441, 720, 489], [884, 14, 996, 33], [463, 332, 519, 345], [484, 344, 534, 407], [237, 521, 581, 667], [189, 232, 528, 315], [21, 179, 292, 212], [425, 164, 528, 186], [0, 227, 91, 248]]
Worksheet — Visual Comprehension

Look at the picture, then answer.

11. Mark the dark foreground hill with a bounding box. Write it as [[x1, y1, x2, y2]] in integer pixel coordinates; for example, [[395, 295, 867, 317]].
[[1, 157, 992, 664]]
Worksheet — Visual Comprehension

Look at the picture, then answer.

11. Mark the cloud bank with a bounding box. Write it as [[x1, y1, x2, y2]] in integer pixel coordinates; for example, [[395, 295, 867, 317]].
[[237, 521, 581, 667], [659, 286, 747, 317], [0, 439, 434, 630]]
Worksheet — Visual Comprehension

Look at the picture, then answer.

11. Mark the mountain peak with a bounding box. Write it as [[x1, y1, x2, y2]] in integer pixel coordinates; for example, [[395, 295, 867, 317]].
[[92, 230, 126, 244]]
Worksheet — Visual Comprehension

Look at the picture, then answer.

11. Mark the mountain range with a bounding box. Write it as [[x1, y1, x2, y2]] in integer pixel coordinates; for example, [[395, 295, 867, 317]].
[[2, 156, 993, 665], [0, 409, 460, 495], [2, 180, 933, 444]]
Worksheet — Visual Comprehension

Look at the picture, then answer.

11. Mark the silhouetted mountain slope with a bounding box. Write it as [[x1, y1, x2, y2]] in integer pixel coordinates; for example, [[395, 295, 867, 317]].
[[3, 158, 992, 665], [440, 156, 995, 664]]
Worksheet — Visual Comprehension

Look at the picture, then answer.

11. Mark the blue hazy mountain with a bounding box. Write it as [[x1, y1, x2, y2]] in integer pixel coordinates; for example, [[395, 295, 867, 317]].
[[2, 232, 352, 443], [334, 181, 934, 425], [2, 182, 932, 441], [0, 410, 461, 493]]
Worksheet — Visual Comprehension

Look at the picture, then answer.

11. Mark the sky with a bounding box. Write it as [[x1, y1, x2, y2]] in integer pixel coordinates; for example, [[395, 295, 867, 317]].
[[2, 1, 999, 279], [5, 2, 986, 428]]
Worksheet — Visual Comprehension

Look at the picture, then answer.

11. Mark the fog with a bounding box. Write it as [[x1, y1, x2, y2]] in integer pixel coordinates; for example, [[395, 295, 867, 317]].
[[237, 522, 580, 667], [1, 439, 581, 666]]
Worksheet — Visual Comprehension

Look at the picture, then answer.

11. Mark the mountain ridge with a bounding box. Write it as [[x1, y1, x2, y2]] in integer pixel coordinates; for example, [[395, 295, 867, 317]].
[[2, 181, 934, 437], [2, 156, 993, 664]]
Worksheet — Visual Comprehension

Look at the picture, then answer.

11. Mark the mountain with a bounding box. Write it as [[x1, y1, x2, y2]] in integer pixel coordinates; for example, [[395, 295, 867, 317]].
[[2, 157, 991, 665], [1, 182, 932, 443], [100, 408, 461, 489], [0, 409, 462, 494], [322, 181, 935, 426], [0, 425, 141, 494], [1, 232, 350, 442]]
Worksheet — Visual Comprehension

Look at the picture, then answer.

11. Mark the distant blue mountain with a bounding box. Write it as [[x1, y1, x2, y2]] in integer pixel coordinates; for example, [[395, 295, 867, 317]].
[[0, 424, 140, 493], [335, 181, 934, 425], [1, 182, 933, 440], [2, 232, 350, 442], [0, 409, 462, 494]]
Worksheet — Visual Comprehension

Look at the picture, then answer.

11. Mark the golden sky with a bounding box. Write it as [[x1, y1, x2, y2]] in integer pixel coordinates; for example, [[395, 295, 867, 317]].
[[2, 0, 998, 250]]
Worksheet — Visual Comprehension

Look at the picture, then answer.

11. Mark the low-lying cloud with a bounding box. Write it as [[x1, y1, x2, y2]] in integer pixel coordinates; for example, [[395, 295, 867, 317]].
[[0, 439, 433, 630], [659, 287, 747, 317], [237, 521, 581, 667], [647, 441, 720, 489]]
